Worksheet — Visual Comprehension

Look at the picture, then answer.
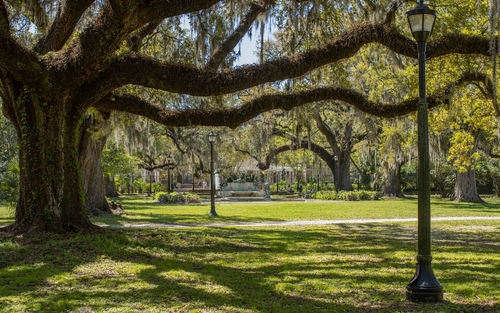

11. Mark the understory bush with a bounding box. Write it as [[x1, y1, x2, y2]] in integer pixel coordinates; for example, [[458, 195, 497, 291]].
[[271, 181, 336, 194], [312, 190, 381, 201], [154, 192, 201, 204]]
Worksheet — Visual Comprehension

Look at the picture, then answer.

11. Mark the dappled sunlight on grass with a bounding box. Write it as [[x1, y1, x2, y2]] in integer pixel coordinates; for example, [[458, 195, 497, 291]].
[[0, 220, 498, 312], [90, 196, 500, 226], [0, 197, 499, 227]]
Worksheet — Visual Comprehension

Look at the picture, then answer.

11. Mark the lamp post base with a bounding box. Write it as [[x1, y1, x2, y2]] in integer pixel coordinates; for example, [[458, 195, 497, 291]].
[[406, 260, 443, 302]]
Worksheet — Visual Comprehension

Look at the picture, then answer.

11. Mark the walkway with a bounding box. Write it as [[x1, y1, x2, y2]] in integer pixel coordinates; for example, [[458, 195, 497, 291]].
[[104, 216, 500, 229]]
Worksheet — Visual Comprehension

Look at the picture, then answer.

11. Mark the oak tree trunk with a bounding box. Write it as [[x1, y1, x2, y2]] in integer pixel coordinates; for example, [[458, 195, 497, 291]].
[[382, 163, 403, 197], [105, 174, 119, 197], [335, 152, 352, 191], [79, 113, 112, 216], [454, 169, 482, 203], [5, 89, 94, 233]]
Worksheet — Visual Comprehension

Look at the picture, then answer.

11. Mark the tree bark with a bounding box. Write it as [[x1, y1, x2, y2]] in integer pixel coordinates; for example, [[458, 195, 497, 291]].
[[5, 89, 94, 233], [79, 113, 113, 216], [454, 169, 482, 203], [382, 163, 403, 197], [105, 174, 119, 197], [335, 151, 352, 191]]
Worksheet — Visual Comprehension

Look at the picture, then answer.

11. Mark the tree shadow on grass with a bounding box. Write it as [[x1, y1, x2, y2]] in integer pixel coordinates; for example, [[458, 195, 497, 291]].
[[430, 199, 500, 214], [0, 224, 498, 312], [94, 213, 285, 226]]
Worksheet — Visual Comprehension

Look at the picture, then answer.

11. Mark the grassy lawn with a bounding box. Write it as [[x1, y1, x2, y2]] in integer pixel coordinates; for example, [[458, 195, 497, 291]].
[[99, 196, 499, 225], [0, 220, 498, 312], [1, 196, 499, 226], [0, 203, 13, 226]]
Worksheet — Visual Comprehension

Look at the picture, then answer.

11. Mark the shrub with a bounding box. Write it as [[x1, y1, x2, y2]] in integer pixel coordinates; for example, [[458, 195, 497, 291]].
[[167, 192, 185, 204], [185, 193, 201, 203], [154, 191, 168, 202], [372, 192, 383, 200], [155, 192, 200, 204], [311, 190, 381, 201], [357, 190, 371, 200], [312, 191, 338, 200]]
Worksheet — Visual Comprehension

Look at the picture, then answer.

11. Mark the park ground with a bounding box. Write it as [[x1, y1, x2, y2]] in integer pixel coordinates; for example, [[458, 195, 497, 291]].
[[0, 196, 499, 312]]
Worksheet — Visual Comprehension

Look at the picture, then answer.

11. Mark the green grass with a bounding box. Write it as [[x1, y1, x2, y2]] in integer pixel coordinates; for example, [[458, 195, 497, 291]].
[[0, 220, 498, 312], [0, 203, 13, 225], [98, 196, 499, 225], [1, 196, 499, 226]]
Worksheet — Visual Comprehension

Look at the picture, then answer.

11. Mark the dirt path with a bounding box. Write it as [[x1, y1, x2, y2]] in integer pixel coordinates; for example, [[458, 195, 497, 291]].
[[102, 216, 500, 229]]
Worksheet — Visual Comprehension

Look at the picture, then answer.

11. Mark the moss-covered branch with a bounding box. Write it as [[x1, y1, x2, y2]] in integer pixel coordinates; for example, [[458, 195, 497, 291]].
[[34, 0, 94, 54], [94, 72, 490, 128], [78, 22, 497, 103]]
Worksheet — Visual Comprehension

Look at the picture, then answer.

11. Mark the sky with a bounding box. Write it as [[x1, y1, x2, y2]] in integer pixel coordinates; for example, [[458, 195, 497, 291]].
[[233, 22, 277, 66], [235, 34, 260, 65]]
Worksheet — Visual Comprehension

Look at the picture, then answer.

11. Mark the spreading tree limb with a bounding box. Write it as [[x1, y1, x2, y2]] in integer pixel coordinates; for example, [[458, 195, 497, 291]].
[[0, 2, 44, 82], [94, 72, 491, 128], [34, 0, 94, 54], [78, 22, 497, 103]]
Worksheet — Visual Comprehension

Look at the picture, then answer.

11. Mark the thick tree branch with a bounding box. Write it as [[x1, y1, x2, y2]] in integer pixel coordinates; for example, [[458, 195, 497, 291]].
[[94, 72, 491, 129], [79, 22, 497, 103], [34, 0, 94, 54], [233, 147, 263, 166], [206, 1, 272, 70], [43, 0, 219, 86], [127, 19, 162, 52], [313, 112, 338, 154], [140, 162, 170, 171], [252, 141, 333, 171], [139, 0, 220, 22], [0, 4, 44, 82], [164, 127, 187, 154], [0, 1, 9, 35]]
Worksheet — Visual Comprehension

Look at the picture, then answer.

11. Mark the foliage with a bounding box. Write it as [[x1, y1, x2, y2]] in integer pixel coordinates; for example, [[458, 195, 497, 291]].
[[431, 73, 497, 174], [0, 112, 18, 204], [430, 160, 455, 198], [448, 131, 480, 173], [101, 144, 138, 178], [311, 190, 382, 201], [475, 154, 500, 196], [400, 162, 418, 192], [154, 192, 201, 204], [0, 160, 19, 205]]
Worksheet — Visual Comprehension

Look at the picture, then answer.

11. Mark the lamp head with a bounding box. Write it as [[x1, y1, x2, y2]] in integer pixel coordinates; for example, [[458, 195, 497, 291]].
[[208, 131, 216, 143], [407, 2, 437, 42]]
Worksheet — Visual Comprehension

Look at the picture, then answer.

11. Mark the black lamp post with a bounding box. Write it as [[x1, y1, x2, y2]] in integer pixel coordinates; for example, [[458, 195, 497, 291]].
[[167, 155, 172, 193], [406, 1, 443, 303], [149, 171, 152, 195], [208, 131, 217, 216]]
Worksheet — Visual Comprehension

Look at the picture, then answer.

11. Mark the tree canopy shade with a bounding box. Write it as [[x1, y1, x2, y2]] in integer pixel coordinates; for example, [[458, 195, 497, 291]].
[[0, 0, 497, 233]]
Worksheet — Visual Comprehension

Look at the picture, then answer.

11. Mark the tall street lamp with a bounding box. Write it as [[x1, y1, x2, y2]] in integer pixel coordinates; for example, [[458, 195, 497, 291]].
[[167, 155, 172, 193], [406, 1, 443, 303], [208, 131, 218, 216]]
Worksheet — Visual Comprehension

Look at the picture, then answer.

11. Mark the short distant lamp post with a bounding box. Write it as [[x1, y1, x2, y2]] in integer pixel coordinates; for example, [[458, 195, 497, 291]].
[[149, 171, 153, 195], [406, 1, 443, 302], [167, 155, 172, 193], [317, 161, 322, 192], [208, 131, 218, 216]]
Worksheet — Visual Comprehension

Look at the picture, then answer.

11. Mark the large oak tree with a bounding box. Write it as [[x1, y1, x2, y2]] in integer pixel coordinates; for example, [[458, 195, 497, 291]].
[[0, 0, 496, 233]]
